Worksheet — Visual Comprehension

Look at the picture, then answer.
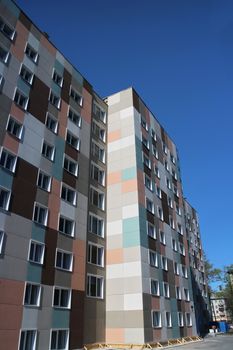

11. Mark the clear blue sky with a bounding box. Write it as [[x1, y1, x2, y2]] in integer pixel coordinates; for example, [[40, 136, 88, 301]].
[[17, 0, 233, 270]]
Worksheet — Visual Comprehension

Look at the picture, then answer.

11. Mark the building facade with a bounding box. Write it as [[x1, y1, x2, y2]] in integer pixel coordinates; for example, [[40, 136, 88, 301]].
[[211, 297, 231, 323], [0, 0, 209, 349]]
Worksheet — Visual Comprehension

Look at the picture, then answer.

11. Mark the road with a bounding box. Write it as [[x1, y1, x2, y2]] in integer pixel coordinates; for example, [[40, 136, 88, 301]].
[[169, 335, 233, 350]]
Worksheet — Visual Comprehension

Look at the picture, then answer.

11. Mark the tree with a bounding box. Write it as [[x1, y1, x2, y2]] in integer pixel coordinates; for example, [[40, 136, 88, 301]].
[[203, 253, 222, 293]]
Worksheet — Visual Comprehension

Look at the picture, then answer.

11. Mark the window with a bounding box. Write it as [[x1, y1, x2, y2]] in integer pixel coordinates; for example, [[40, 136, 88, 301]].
[[63, 156, 78, 177], [184, 288, 190, 301], [173, 185, 179, 197], [152, 145, 158, 159], [147, 222, 156, 239], [20, 65, 33, 85], [91, 141, 105, 163], [46, 113, 58, 134], [24, 283, 41, 306], [68, 107, 81, 127], [176, 286, 182, 300], [163, 282, 170, 298], [146, 198, 154, 214], [52, 70, 63, 87], [93, 102, 106, 123], [90, 187, 105, 210], [14, 89, 28, 110], [70, 87, 82, 106], [155, 184, 162, 199], [0, 148, 17, 172], [169, 216, 175, 229], [177, 223, 183, 235], [0, 187, 10, 211], [7, 116, 23, 139], [61, 184, 77, 206], [66, 131, 80, 150], [159, 230, 166, 245], [37, 171, 51, 192], [49, 91, 61, 109], [0, 17, 15, 40], [151, 279, 160, 296], [178, 312, 184, 327], [92, 121, 106, 143], [55, 249, 73, 272], [174, 262, 179, 275], [89, 214, 104, 237], [19, 330, 37, 350], [179, 242, 185, 256], [149, 250, 158, 267], [142, 135, 149, 149], [172, 238, 178, 252], [172, 168, 178, 180], [59, 216, 75, 237], [0, 74, 4, 91], [87, 274, 104, 298], [42, 141, 55, 161], [0, 231, 5, 254], [88, 243, 104, 267], [152, 311, 161, 328], [50, 329, 69, 350], [28, 240, 45, 264], [170, 154, 176, 164], [186, 313, 192, 326], [164, 160, 170, 172], [166, 177, 172, 190], [165, 312, 172, 328], [53, 288, 71, 309], [163, 143, 168, 154], [25, 43, 38, 63], [157, 206, 164, 221], [91, 163, 105, 186], [161, 256, 168, 271], [151, 129, 156, 141], [141, 116, 148, 131], [176, 204, 181, 216], [143, 153, 151, 169], [0, 45, 10, 64], [145, 174, 153, 191], [154, 165, 160, 178], [33, 203, 48, 226], [167, 196, 173, 208]]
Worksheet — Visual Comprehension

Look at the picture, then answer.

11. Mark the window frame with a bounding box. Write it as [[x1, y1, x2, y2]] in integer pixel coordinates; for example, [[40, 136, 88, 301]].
[[37, 170, 52, 192], [52, 69, 63, 87], [163, 282, 170, 298], [46, 112, 58, 134], [23, 282, 41, 307], [0, 147, 17, 173], [55, 249, 73, 272], [161, 256, 168, 271], [52, 287, 71, 309], [19, 330, 37, 350], [0, 186, 11, 211], [150, 279, 160, 296], [0, 45, 10, 64], [68, 107, 81, 127], [58, 215, 75, 238], [178, 312, 184, 327], [63, 155, 79, 177], [70, 86, 83, 106], [0, 231, 5, 254], [86, 274, 104, 299], [147, 221, 156, 239], [66, 130, 80, 151], [165, 311, 172, 328], [33, 202, 48, 226], [88, 213, 104, 238], [61, 183, 77, 206], [149, 250, 158, 267], [87, 242, 104, 267], [50, 329, 69, 350], [28, 240, 45, 265], [152, 310, 162, 328], [146, 198, 154, 214], [6, 115, 23, 140], [19, 64, 34, 85], [14, 89, 29, 110], [25, 43, 38, 63]]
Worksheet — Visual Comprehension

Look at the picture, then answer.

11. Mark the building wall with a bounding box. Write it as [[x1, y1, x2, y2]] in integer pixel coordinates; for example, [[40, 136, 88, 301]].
[[0, 1, 107, 349]]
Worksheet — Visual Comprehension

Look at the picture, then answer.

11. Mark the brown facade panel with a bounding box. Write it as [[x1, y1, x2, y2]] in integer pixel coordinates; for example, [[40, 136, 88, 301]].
[[69, 290, 85, 349], [161, 191, 169, 225], [11, 158, 37, 220], [41, 228, 58, 286], [132, 89, 140, 113], [61, 69, 72, 104], [28, 76, 49, 123], [65, 143, 79, 161], [83, 79, 93, 95], [19, 11, 31, 31], [62, 170, 76, 189]]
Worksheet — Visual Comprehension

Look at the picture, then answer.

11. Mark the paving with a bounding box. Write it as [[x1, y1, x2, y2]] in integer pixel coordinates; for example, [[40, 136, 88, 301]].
[[168, 335, 233, 350]]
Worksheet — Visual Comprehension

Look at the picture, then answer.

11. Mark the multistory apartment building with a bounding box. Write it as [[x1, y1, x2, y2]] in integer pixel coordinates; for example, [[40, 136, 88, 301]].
[[0, 1, 209, 349], [211, 297, 231, 322]]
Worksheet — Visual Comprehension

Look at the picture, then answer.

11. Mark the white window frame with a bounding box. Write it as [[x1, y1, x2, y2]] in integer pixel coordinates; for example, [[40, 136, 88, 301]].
[[176, 286, 182, 300], [149, 250, 158, 267], [91, 162, 105, 186], [63, 155, 78, 177], [0, 147, 17, 173], [172, 238, 178, 252], [87, 274, 104, 299], [70, 86, 83, 106], [59, 215, 75, 237], [0, 17, 15, 40], [159, 230, 166, 245], [93, 102, 106, 124], [165, 311, 172, 328], [25, 43, 38, 63], [181, 265, 188, 278], [19, 64, 34, 85], [92, 120, 106, 143], [186, 312, 192, 326], [157, 206, 164, 221], [179, 242, 185, 256], [46, 112, 58, 134], [155, 184, 162, 199], [152, 145, 158, 159], [0, 231, 5, 254], [90, 187, 105, 210], [151, 128, 157, 141], [89, 213, 104, 238], [6, 115, 23, 139], [88, 242, 104, 267], [33, 202, 48, 226], [91, 141, 105, 163], [19, 330, 37, 350], [28, 240, 45, 265], [177, 222, 184, 235], [53, 287, 71, 309], [147, 221, 156, 239], [14, 89, 29, 110], [144, 174, 153, 191], [150, 279, 160, 296], [163, 282, 170, 298], [142, 134, 149, 149], [0, 186, 11, 211], [41, 140, 55, 161], [50, 329, 69, 350], [146, 198, 154, 214], [174, 262, 180, 275], [141, 116, 148, 131], [178, 312, 184, 327], [24, 282, 41, 307], [184, 288, 190, 301], [66, 130, 80, 151], [143, 153, 151, 169], [55, 249, 73, 272], [154, 165, 160, 178], [68, 107, 81, 127], [152, 310, 162, 328], [52, 69, 63, 87], [0, 45, 10, 64], [161, 256, 168, 271], [61, 184, 77, 206], [37, 170, 51, 192], [49, 90, 61, 109]]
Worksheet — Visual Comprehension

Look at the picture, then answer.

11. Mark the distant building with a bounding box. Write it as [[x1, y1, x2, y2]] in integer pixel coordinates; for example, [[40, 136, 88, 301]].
[[211, 297, 231, 322], [0, 0, 210, 349]]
